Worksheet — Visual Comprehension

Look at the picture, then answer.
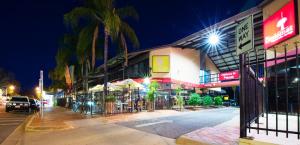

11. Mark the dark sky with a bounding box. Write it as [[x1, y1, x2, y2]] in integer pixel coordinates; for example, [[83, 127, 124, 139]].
[[0, 0, 262, 92]]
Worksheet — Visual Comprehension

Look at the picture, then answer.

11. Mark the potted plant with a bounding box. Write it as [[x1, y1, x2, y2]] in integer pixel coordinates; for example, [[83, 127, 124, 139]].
[[203, 95, 213, 108], [176, 87, 184, 111], [188, 93, 201, 109], [105, 95, 116, 114], [146, 81, 159, 112], [214, 96, 223, 106]]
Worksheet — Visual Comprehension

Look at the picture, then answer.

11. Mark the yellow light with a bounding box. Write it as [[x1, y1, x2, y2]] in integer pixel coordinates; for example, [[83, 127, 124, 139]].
[[35, 87, 41, 94], [9, 85, 15, 91]]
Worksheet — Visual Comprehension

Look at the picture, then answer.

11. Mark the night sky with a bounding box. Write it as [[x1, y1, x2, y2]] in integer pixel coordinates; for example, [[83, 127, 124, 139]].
[[0, 0, 262, 92]]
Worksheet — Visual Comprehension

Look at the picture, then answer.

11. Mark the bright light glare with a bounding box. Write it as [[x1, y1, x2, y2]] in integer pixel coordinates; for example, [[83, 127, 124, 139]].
[[9, 85, 15, 90], [87, 101, 94, 106], [293, 77, 299, 83], [208, 33, 220, 46], [144, 77, 150, 85]]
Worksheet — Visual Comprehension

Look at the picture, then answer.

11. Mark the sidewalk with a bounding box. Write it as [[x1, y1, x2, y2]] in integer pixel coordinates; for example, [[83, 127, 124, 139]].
[[26, 107, 86, 131], [2, 107, 176, 145], [176, 113, 300, 145], [177, 115, 240, 145], [99, 110, 187, 123]]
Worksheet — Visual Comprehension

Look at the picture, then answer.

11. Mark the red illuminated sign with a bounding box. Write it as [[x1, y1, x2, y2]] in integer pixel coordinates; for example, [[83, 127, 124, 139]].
[[219, 70, 239, 81], [263, 0, 298, 49]]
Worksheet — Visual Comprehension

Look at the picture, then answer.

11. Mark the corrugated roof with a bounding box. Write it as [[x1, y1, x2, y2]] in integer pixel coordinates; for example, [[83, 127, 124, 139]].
[[171, 6, 265, 72]]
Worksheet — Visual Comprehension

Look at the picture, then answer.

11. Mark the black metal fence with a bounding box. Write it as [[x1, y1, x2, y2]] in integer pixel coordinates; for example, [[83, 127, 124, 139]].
[[240, 42, 300, 139]]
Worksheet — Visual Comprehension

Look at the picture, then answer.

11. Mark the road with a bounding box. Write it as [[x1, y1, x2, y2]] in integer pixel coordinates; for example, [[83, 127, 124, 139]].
[[0, 105, 28, 144], [117, 107, 239, 138]]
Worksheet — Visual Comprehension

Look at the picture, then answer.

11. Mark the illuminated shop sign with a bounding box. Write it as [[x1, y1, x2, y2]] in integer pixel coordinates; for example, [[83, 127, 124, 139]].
[[219, 70, 239, 81], [263, 0, 298, 49]]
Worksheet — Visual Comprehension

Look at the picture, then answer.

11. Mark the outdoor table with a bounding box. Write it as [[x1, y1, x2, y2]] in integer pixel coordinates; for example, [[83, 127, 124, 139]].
[[119, 102, 128, 113]]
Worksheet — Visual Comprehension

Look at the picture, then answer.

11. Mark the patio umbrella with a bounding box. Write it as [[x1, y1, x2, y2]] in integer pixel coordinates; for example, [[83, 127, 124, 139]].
[[89, 84, 103, 92], [107, 82, 122, 91], [114, 79, 144, 89], [89, 83, 122, 92]]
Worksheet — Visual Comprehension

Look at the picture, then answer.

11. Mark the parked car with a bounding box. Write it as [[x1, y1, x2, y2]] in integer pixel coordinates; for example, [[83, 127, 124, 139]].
[[29, 98, 40, 111], [5, 96, 30, 112]]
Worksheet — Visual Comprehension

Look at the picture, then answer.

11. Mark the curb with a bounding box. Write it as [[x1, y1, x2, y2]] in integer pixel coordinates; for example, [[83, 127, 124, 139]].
[[25, 113, 73, 132], [239, 138, 279, 145], [24, 113, 35, 132], [176, 136, 210, 145], [176, 136, 279, 145]]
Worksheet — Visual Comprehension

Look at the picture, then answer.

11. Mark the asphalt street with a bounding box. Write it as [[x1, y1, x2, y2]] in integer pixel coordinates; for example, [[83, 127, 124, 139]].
[[0, 105, 28, 144], [118, 107, 239, 139]]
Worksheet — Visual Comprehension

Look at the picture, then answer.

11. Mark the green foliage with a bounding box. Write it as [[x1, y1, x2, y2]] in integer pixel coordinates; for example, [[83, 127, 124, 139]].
[[147, 91, 155, 102], [64, 0, 139, 68], [203, 95, 213, 106], [176, 96, 185, 107], [175, 87, 184, 110], [149, 81, 159, 91], [175, 87, 182, 96], [146, 81, 159, 102], [214, 96, 223, 106], [188, 93, 201, 106], [105, 95, 116, 102]]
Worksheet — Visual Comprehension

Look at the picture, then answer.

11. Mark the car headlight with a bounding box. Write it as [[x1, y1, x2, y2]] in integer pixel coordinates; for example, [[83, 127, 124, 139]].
[[24, 103, 29, 106], [13, 103, 16, 105]]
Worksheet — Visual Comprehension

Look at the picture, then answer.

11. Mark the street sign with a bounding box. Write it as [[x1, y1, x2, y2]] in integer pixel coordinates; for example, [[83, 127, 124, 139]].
[[236, 16, 253, 55]]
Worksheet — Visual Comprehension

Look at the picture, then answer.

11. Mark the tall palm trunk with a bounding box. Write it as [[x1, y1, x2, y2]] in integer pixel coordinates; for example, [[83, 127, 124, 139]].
[[121, 33, 128, 79], [91, 26, 99, 70], [103, 27, 109, 113]]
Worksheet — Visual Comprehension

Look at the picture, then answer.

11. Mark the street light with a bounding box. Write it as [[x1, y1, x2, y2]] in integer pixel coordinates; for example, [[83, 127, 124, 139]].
[[7, 85, 15, 95], [35, 87, 41, 97], [208, 33, 220, 46]]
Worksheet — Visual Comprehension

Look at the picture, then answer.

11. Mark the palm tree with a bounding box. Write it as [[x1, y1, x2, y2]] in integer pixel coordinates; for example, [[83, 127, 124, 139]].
[[65, 0, 139, 99], [118, 20, 140, 79]]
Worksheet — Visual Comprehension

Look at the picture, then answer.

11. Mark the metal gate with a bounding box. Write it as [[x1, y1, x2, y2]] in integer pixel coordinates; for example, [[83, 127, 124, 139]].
[[240, 42, 300, 139]]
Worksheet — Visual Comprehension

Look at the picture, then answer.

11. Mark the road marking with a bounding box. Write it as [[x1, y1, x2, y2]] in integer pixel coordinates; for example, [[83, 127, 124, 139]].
[[0, 117, 26, 119], [135, 120, 173, 128], [0, 123, 20, 126], [0, 119, 23, 122]]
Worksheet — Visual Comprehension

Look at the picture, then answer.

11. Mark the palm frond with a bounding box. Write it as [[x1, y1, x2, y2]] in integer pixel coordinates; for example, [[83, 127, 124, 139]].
[[120, 22, 140, 48], [104, 11, 121, 40], [117, 6, 139, 20], [76, 24, 96, 63], [64, 7, 95, 28]]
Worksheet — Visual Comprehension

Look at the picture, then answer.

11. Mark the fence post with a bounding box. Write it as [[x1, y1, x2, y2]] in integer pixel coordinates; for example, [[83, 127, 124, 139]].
[[239, 53, 247, 138]]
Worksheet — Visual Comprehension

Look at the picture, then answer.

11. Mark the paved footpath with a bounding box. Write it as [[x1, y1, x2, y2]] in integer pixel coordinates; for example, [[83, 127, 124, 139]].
[[1, 107, 176, 145]]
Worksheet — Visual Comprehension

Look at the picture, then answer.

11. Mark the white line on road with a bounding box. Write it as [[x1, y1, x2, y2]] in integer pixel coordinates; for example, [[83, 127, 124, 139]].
[[135, 120, 173, 128], [0, 123, 20, 126], [0, 119, 23, 122], [0, 117, 25, 119]]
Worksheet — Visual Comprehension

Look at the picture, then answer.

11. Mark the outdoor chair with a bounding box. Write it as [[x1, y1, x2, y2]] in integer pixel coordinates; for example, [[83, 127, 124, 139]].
[[137, 101, 143, 112], [127, 101, 133, 112]]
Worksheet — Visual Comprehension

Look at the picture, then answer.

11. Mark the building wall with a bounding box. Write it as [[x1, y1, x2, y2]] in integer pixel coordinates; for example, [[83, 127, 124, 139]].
[[170, 48, 200, 85], [149, 47, 172, 78], [264, 0, 300, 58], [149, 46, 218, 85], [205, 55, 219, 74]]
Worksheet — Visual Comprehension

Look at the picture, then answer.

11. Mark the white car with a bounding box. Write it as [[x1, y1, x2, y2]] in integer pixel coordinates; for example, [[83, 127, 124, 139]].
[[6, 96, 30, 112]]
